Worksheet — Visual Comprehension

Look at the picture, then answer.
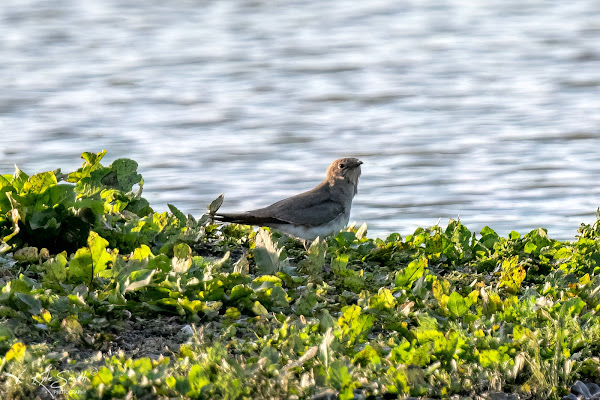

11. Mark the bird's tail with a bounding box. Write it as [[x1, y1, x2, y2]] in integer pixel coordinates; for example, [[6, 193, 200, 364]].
[[212, 212, 284, 226]]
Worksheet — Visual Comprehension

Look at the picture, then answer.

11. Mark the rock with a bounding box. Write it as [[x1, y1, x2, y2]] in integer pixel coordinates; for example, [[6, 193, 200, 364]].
[[561, 394, 579, 400], [588, 383, 600, 396], [572, 381, 592, 398]]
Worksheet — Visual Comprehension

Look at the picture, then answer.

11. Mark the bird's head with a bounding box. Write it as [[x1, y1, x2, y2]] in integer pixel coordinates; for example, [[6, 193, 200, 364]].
[[327, 157, 363, 194]]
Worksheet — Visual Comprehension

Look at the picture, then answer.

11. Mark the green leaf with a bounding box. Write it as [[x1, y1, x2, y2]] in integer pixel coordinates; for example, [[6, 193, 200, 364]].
[[82, 150, 107, 166], [15, 293, 42, 314], [327, 360, 354, 392], [12, 165, 29, 192], [208, 193, 224, 215], [254, 228, 284, 275], [93, 366, 113, 386], [297, 237, 326, 278], [230, 284, 253, 301], [479, 349, 501, 367], [331, 253, 349, 274], [524, 242, 537, 254], [5, 342, 26, 362], [499, 255, 525, 292], [168, 204, 187, 224], [252, 301, 269, 317], [188, 364, 210, 393], [124, 269, 156, 293], [395, 257, 427, 289], [88, 231, 113, 274], [20, 171, 57, 195], [172, 243, 192, 273], [336, 304, 374, 345], [44, 252, 68, 283], [132, 244, 154, 260], [109, 158, 142, 192], [68, 247, 93, 282], [369, 288, 396, 310], [447, 291, 468, 317]]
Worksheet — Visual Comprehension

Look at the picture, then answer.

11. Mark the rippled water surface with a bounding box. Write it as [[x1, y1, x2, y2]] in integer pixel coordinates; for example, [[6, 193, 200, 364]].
[[2, 0, 600, 240]]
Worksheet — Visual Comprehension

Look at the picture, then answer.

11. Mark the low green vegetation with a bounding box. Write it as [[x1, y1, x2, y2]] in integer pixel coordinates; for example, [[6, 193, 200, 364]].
[[1, 151, 599, 399]]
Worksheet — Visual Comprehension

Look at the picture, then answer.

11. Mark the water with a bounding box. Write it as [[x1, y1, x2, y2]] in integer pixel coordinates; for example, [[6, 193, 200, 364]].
[[1, 0, 600, 241]]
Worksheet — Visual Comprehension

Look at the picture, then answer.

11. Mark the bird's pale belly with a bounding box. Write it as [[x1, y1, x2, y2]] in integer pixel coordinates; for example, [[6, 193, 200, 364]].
[[269, 212, 350, 241]]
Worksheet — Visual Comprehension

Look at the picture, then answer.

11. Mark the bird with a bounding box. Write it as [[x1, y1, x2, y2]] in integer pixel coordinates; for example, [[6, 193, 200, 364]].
[[212, 157, 363, 240]]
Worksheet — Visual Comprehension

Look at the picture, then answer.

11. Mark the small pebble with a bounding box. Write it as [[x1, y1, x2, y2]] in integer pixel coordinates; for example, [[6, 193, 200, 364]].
[[180, 325, 194, 335]]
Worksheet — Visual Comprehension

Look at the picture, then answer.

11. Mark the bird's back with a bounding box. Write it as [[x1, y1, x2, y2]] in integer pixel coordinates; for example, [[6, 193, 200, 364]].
[[247, 181, 345, 227]]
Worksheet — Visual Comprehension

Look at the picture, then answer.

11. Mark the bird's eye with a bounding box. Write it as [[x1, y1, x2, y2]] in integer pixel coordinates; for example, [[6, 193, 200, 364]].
[[339, 163, 345, 169]]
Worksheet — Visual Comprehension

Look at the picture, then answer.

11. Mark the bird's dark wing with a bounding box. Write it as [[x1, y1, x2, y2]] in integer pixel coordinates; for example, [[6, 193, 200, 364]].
[[212, 212, 286, 226], [248, 185, 345, 227], [213, 182, 345, 227]]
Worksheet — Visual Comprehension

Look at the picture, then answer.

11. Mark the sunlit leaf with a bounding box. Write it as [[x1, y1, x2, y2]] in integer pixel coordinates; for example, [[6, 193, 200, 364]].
[[208, 193, 224, 215], [172, 243, 192, 273], [447, 291, 468, 317], [5, 342, 26, 362], [395, 257, 427, 289]]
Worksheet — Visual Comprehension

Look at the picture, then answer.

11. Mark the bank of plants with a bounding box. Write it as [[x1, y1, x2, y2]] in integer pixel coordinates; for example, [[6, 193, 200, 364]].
[[1, 151, 599, 399]]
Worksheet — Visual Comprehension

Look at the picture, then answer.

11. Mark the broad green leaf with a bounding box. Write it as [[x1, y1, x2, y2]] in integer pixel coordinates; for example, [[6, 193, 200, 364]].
[[124, 269, 156, 293], [82, 150, 107, 166], [15, 293, 42, 314], [207, 193, 224, 215], [20, 171, 57, 195], [68, 247, 93, 282], [132, 244, 154, 260], [168, 203, 187, 224], [524, 242, 537, 254], [331, 253, 349, 274], [253, 228, 283, 275], [395, 257, 427, 289], [353, 345, 381, 366], [62, 316, 84, 340], [230, 284, 253, 301], [44, 252, 68, 283], [12, 165, 29, 192], [432, 277, 451, 303], [172, 243, 192, 273], [188, 364, 210, 393], [109, 158, 142, 192], [327, 360, 354, 391], [447, 291, 468, 317], [88, 231, 113, 274], [369, 287, 396, 310], [479, 349, 501, 367], [92, 366, 113, 386], [509, 231, 521, 240], [5, 342, 26, 362], [298, 236, 326, 277], [499, 255, 525, 292], [252, 301, 269, 317], [336, 304, 374, 345]]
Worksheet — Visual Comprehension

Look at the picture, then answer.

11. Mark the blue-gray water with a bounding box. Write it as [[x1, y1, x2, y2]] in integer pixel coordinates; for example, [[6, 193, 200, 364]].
[[1, 0, 600, 241]]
